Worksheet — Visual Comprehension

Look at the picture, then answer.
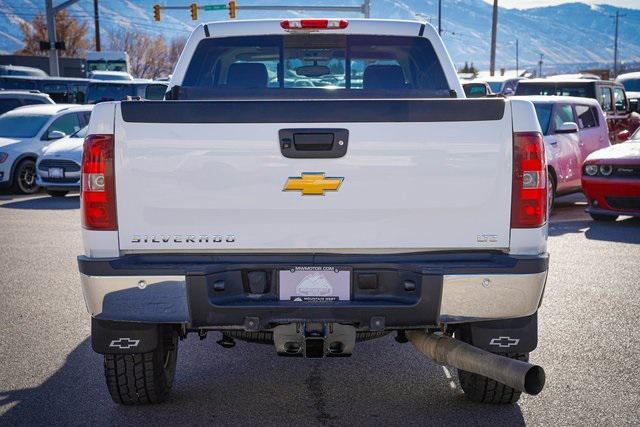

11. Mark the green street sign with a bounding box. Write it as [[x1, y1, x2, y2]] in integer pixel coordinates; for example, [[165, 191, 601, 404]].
[[203, 4, 227, 10]]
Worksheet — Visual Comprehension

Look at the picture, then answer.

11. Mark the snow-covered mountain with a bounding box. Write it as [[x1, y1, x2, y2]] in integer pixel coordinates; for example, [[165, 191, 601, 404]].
[[0, 0, 638, 72]]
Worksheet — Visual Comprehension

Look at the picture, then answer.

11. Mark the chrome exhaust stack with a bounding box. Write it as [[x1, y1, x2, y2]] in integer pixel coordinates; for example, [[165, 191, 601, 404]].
[[406, 331, 545, 395]]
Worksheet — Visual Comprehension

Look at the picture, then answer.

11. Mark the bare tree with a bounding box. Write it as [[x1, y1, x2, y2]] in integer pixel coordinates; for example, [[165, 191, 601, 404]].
[[109, 30, 186, 79], [15, 10, 89, 57], [166, 36, 188, 76]]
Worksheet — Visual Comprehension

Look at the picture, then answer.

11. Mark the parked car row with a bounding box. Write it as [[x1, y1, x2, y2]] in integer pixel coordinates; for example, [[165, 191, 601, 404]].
[[516, 78, 640, 144], [0, 75, 167, 105], [516, 96, 610, 211], [0, 104, 91, 194]]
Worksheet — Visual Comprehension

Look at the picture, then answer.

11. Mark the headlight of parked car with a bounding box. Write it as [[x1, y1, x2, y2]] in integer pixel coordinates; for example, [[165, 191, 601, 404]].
[[599, 165, 613, 176], [584, 164, 599, 176], [0, 152, 8, 163]]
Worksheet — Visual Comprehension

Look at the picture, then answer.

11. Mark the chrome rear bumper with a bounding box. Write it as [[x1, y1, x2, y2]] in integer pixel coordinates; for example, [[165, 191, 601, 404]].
[[79, 252, 548, 326]]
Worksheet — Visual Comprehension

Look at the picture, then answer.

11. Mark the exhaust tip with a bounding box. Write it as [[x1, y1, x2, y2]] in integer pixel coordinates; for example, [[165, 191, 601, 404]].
[[524, 365, 546, 395]]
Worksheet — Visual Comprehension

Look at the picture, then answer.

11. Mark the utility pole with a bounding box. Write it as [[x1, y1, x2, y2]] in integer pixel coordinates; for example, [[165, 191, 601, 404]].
[[44, 0, 81, 77], [45, 0, 59, 77], [538, 53, 543, 78], [515, 38, 518, 76], [489, 0, 498, 76], [610, 10, 626, 77], [93, 0, 101, 51], [438, 0, 442, 36]]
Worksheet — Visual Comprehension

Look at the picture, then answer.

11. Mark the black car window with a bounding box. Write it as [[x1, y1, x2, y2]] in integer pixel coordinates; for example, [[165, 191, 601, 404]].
[[42, 83, 70, 103], [516, 82, 592, 98], [533, 103, 553, 135], [553, 104, 575, 131], [589, 107, 600, 127], [69, 84, 88, 104], [144, 84, 167, 100], [86, 83, 133, 103], [79, 111, 92, 127], [0, 99, 23, 115], [612, 87, 627, 112], [575, 105, 597, 129], [597, 86, 613, 112], [44, 113, 82, 139]]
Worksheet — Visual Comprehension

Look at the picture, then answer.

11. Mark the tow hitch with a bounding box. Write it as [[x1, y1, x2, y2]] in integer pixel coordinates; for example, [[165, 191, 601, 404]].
[[273, 323, 356, 358]]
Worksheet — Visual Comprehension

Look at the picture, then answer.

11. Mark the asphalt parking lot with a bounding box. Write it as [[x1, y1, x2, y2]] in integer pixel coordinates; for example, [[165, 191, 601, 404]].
[[0, 192, 639, 426]]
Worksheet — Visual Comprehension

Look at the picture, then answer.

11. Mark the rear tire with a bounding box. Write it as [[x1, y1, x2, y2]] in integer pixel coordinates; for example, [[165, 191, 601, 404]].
[[458, 353, 528, 404], [103, 327, 178, 405], [589, 213, 618, 222], [547, 173, 556, 220], [11, 159, 39, 194], [45, 189, 69, 197]]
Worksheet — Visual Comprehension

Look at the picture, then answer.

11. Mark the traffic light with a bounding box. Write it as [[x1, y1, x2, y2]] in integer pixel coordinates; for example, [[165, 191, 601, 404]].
[[153, 4, 160, 21], [190, 3, 198, 21], [228, 1, 237, 19]]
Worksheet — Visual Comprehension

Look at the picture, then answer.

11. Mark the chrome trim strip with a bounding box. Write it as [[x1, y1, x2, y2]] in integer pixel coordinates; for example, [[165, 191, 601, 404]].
[[439, 271, 548, 323], [80, 270, 548, 325], [80, 274, 188, 323]]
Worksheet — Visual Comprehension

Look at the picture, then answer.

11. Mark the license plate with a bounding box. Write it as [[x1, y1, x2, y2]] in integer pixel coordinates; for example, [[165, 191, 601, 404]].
[[279, 267, 350, 301], [49, 167, 64, 178]]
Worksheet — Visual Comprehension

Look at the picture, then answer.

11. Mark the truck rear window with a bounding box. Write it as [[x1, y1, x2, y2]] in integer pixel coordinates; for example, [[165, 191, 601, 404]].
[[516, 82, 594, 98], [87, 83, 133, 104], [180, 35, 451, 99]]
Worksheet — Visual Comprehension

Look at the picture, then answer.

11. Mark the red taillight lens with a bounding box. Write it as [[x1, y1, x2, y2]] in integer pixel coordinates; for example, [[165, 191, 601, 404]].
[[511, 132, 547, 228], [82, 134, 117, 230], [280, 19, 348, 30]]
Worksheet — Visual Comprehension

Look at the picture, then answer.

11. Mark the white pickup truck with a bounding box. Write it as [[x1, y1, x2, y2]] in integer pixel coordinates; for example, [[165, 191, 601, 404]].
[[78, 19, 549, 405]]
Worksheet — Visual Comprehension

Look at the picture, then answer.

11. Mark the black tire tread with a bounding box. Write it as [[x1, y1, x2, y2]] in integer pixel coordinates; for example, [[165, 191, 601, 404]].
[[458, 353, 528, 404], [11, 158, 38, 194], [103, 329, 177, 405]]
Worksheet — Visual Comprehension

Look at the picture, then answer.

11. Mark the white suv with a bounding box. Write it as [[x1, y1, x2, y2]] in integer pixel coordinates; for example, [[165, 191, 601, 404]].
[[0, 104, 92, 194]]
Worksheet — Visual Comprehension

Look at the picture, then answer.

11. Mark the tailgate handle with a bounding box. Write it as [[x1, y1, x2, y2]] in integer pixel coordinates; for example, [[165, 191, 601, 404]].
[[294, 133, 334, 151], [279, 128, 348, 159]]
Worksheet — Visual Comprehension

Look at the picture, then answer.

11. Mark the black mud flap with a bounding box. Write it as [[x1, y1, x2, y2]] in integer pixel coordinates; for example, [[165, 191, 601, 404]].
[[459, 312, 538, 354], [91, 318, 159, 354]]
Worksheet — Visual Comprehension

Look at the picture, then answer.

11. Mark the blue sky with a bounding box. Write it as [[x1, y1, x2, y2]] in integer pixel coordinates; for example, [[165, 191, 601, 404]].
[[482, 0, 639, 9]]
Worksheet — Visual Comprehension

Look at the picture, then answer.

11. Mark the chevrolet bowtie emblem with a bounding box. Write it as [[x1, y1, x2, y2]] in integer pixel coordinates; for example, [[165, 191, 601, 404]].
[[283, 173, 344, 195]]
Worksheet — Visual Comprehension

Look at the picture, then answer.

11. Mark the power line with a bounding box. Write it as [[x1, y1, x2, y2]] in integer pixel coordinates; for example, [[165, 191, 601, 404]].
[[610, 10, 626, 77]]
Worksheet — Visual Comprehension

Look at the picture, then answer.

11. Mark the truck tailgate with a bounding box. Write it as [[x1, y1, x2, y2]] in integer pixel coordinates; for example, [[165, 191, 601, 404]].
[[114, 99, 513, 252]]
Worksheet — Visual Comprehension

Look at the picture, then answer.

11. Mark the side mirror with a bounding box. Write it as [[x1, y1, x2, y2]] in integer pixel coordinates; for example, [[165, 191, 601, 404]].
[[47, 130, 66, 140], [618, 129, 630, 141], [555, 122, 579, 134]]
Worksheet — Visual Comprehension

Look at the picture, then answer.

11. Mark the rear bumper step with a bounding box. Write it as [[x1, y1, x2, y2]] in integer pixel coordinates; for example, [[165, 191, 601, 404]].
[[78, 252, 548, 328]]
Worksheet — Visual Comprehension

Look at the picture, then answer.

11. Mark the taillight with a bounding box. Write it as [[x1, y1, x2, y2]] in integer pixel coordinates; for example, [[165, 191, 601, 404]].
[[82, 134, 117, 230], [511, 132, 547, 228], [280, 19, 348, 30]]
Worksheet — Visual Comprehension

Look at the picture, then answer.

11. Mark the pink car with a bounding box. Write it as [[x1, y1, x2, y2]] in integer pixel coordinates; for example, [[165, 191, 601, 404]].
[[519, 96, 611, 210]]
